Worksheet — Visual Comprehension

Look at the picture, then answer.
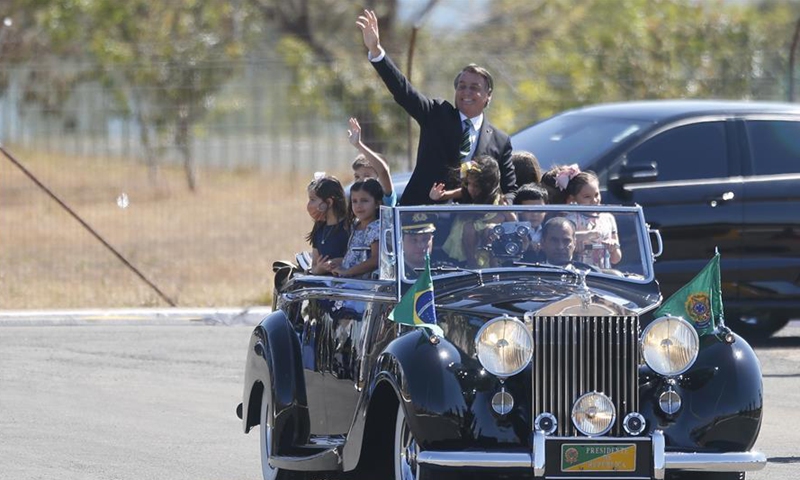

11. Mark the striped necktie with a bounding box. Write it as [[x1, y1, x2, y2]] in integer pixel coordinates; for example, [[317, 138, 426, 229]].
[[459, 118, 472, 161]]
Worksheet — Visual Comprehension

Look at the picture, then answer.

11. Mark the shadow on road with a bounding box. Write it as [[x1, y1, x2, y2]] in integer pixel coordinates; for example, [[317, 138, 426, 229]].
[[768, 456, 800, 464]]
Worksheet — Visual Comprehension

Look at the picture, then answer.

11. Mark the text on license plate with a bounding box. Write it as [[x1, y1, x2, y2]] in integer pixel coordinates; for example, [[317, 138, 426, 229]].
[[561, 443, 636, 472]]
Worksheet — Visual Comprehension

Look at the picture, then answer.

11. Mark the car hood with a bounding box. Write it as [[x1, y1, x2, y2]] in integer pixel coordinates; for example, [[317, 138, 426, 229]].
[[432, 272, 660, 319]]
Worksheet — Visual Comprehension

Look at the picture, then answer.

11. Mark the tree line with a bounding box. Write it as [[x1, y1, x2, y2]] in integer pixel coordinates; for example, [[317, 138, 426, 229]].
[[0, 0, 797, 188]]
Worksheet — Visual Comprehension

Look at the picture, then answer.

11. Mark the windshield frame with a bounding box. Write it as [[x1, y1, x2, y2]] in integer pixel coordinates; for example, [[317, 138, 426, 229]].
[[388, 204, 655, 285]]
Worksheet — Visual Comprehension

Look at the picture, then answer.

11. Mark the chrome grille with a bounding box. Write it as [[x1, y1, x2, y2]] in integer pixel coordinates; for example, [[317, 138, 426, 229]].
[[532, 316, 639, 437]]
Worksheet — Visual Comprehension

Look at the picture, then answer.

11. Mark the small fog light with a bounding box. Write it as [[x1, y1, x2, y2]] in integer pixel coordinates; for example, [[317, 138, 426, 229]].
[[491, 388, 514, 415], [534, 412, 558, 435], [623, 412, 646, 436], [659, 390, 682, 415], [571, 392, 615, 436]]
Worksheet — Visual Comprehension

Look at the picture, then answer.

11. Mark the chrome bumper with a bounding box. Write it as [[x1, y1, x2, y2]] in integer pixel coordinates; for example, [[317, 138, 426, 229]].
[[416, 430, 767, 478]]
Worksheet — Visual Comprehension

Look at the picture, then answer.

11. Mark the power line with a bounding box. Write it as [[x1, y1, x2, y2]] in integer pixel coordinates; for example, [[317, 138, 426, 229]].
[[0, 143, 178, 307]]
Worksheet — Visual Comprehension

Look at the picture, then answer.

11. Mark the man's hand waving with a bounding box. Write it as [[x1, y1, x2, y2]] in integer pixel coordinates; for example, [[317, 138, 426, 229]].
[[356, 9, 382, 58]]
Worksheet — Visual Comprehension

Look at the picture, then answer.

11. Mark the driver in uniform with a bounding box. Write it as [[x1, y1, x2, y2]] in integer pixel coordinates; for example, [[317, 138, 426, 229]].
[[401, 213, 437, 279]]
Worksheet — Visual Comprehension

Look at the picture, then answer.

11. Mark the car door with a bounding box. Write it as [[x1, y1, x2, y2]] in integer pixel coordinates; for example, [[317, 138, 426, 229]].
[[610, 119, 743, 299], [736, 117, 800, 319]]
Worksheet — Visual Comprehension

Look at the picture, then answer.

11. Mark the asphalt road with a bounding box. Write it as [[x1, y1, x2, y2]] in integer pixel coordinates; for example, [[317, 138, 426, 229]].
[[0, 318, 798, 480]]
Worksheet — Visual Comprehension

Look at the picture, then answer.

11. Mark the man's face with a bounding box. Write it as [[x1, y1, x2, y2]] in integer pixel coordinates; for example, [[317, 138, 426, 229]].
[[541, 222, 575, 266], [518, 199, 546, 227], [454, 71, 491, 119], [403, 232, 433, 269], [353, 166, 378, 182]]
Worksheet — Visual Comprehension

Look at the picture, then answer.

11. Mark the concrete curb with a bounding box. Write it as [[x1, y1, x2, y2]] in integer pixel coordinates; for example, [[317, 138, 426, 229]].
[[0, 307, 273, 327]]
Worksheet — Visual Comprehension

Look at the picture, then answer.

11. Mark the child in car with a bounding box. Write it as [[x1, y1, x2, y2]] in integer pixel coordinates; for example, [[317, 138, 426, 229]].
[[347, 117, 397, 206], [564, 170, 622, 268], [436, 155, 514, 267], [513, 183, 549, 263], [306, 174, 349, 275], [333, 178, 383, 278]]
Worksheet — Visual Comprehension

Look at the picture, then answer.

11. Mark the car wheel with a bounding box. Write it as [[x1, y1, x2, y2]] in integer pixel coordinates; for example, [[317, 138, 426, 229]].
[[394, 404, 440, 480], [260, 389, 305, 480]]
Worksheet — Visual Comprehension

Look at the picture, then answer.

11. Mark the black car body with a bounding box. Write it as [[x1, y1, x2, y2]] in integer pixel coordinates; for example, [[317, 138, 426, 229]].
[[510, 100, 800, 338], [239, 204, 766, 480]]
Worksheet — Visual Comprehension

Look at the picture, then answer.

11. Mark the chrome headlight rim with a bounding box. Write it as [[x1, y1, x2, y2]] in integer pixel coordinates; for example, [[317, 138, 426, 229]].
[[641, 315, 700, 377], [474, 315, 534, 378], [571, 391, 616, 437]]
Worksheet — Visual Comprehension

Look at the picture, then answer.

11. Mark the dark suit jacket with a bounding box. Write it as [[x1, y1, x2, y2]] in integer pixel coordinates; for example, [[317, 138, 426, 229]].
[[372, 55, 516, 206]]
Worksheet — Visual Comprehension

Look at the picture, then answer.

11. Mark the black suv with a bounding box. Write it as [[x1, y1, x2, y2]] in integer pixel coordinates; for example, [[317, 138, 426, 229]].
[[510, 100, 800, 338]]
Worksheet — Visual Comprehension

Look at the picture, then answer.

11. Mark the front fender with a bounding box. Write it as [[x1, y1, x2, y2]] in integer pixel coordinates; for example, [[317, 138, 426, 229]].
[[369, 328, 531, 450], [640, 332, 763, 452], [241, 310, 310, 451]]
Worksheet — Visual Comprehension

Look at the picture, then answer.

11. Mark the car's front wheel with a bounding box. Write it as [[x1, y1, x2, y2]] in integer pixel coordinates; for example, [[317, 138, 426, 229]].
[[393, 404, 455, 480], [394, 404, 420, 480], [260, 389, 305, 480]]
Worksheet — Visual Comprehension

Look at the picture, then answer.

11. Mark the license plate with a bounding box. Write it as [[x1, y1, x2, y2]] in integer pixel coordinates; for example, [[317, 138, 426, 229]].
[[561, 443, 637, 472]]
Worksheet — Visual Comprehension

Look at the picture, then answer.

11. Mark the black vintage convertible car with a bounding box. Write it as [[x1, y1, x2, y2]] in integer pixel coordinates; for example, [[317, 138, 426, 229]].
[[238, 204, 766, 480]]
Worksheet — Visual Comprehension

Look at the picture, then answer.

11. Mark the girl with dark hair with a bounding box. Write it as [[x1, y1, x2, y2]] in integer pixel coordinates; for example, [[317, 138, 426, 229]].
[[540, 163, 580, 205], [306, 174, 349, 275], [563, 170, 622, 268], [333, 178, 384, 278]]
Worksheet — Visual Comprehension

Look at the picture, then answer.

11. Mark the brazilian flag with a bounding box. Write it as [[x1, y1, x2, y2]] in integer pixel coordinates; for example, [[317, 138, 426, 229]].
[[388, 254, 444, 336], [654, 253, 723, 336]]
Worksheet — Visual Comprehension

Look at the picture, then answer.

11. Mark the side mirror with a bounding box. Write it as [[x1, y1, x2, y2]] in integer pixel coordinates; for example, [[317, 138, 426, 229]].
[[608, 161, 658, 198], [610, 161, 658, 185]]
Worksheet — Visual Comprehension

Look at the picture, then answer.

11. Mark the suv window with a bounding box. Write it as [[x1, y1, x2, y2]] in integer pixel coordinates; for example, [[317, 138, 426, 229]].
[[626, 121, 728, 182], [745, 120, 800, 175]]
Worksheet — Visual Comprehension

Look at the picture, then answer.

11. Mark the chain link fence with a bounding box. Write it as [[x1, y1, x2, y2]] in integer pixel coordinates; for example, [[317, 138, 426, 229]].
[[0, 51, 795, 309]]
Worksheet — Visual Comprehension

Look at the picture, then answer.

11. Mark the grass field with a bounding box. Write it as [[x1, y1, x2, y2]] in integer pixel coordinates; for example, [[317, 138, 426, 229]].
[[0, 147, 348, 309]]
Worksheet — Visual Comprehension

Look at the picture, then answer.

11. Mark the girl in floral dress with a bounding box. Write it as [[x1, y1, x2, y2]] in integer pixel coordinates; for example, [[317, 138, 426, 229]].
[[333, 178, 383, 278], [564, 171, 622, 268]]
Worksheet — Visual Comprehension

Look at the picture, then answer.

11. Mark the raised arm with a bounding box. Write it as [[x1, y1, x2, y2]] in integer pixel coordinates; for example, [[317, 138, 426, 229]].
[[356, 9, 433, 122], [348, 117, 394, 196], [356, 9, 382, 59]]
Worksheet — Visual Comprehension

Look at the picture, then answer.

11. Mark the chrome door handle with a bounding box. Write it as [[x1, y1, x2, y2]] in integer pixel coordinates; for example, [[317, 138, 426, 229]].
[[708, 191, 735, 207]]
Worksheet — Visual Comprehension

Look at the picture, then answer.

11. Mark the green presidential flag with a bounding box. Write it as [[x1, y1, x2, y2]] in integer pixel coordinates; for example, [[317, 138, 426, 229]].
[[654, 253, 723, 336], [388, 254, 444, 336]]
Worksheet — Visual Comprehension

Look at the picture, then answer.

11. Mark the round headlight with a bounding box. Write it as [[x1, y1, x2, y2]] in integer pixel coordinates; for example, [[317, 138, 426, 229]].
[[475, 315, 533, 378], [571, 392, 616, 436], [641, 316, 700, 376]]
